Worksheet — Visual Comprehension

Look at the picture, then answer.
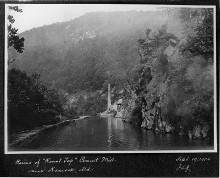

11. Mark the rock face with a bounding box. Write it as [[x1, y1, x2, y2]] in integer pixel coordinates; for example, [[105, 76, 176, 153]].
[[193, 125, 202, 138], [120, 26, 176, 132], [133, 26, 178, 134], [141, 109, 154, 129], [201, 124, 210, 138], [121, 91, 138, 123], [188, 124, 210, 139], [121, 24, 213, 140], [112, 99, 124, 118]]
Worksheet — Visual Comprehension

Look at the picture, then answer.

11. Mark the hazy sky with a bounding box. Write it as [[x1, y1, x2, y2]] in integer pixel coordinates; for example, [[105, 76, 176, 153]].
[[6, 4, 160, 33]]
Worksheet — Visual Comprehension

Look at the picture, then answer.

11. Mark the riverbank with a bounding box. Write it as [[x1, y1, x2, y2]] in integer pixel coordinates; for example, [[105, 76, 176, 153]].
[[74, 116, 89, 121], [9, 115, 92, 148], [9, 119, 74, 147]]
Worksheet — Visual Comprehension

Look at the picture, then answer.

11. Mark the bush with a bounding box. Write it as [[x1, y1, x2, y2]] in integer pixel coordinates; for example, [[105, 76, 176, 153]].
[[8, 68, 63, 133]]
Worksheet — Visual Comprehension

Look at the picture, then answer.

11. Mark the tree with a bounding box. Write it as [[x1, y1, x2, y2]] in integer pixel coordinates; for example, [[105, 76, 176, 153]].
[[7, 6, 65, 134], [8, 69, 62, 133], [7, 5, 24, 64], [177, 8, 213, 60]]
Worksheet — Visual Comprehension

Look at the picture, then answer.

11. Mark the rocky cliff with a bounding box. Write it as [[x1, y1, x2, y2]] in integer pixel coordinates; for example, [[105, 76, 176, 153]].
[[121, 24, 213, 140]]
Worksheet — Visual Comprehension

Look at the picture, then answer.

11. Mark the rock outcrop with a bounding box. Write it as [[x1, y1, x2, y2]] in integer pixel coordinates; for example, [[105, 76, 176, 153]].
[[120, 24, 213, 140]]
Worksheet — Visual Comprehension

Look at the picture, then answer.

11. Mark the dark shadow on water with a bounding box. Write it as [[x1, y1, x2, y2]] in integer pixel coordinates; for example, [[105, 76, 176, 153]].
[[9, 116, 214, 151]]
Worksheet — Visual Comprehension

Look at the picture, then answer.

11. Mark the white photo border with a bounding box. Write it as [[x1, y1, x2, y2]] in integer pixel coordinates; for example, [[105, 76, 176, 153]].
[[4, 4, 218, 154]]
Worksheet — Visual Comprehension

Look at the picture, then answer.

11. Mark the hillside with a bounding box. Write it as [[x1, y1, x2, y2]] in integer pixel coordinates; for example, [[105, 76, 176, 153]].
[[7, 7, 215, 142], [10, 10, 169, 93]]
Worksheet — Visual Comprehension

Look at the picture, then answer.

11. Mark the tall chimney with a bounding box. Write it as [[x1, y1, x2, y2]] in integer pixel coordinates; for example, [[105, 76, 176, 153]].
[[107, 83, 111, 110]]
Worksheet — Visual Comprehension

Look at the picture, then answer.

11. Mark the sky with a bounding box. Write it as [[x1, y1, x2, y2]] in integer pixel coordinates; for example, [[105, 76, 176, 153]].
[[6, 4, 160, 33]]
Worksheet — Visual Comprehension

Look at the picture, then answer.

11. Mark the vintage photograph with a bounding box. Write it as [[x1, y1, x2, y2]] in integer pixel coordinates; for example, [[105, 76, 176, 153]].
[[5, 4, 216, 153]]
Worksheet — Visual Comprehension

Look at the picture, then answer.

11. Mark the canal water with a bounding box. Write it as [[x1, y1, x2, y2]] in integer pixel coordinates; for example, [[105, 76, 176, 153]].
[[13, 116, 213, 151]]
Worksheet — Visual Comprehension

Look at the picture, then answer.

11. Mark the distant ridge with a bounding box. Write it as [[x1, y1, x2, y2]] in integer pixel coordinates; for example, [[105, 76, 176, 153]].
[[11, 10, 169, 94]]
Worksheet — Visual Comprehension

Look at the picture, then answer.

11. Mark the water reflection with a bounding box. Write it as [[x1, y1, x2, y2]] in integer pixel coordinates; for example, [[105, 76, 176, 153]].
[[14, 116, 213, 151]]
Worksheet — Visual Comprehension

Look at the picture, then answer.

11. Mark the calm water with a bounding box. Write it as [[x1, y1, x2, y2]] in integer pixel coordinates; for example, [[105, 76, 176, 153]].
[[13, 116, 213, 151]]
